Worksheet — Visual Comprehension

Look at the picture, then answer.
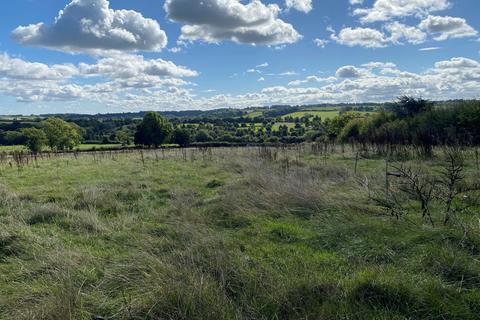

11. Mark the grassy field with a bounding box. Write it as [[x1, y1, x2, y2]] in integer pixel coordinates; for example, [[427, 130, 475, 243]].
[[282, 110, 340, 120], [272, 122, 297, 131], [246, 111, 264, 118], [0, 144, 125, 152], [0, 147, 479, 319], [0, 145, 27, 151]]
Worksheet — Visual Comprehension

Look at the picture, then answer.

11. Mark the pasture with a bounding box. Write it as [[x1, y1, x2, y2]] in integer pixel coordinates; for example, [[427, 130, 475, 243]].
[[282, 110, 340, 120], [0, 146, 479, 319], [0, 144, 126, 153]]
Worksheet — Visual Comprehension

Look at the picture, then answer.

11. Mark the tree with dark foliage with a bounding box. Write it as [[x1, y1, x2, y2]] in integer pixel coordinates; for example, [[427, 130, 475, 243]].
[[171, 128, 191, 147], [388, 96, 433, 118], [134, 112, 172, 147]]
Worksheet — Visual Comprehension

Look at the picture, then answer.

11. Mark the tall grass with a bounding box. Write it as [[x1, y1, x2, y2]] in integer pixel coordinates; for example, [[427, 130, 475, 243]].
[[0, 146, 478, 319]]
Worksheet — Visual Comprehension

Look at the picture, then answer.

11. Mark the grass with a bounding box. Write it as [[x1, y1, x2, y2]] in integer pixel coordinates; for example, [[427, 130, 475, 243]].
[[246, 111, 264, 118], [75, 144, 125, 151], [0, 146, 479, 319], [0, 145, 27, 151], [282, 110, 340, 120], [272, 122, 297, 131], [0, 144, 127, 153]]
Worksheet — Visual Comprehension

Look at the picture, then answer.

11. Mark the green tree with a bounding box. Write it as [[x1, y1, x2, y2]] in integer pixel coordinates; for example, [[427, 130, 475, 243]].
[[22, 128, 47, 154], [195, 129, 213, 143], [42, 118, 82, 151], [134, 112, 172, 147], [116, 127, 133, 146], [171, 128, 191, 147], [388, 96, 433, 118]]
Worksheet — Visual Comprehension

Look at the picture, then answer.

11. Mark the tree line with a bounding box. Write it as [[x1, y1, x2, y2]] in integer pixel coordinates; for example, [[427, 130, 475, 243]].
[[336, 97, 480, 155], [10, 98, 480, 153]]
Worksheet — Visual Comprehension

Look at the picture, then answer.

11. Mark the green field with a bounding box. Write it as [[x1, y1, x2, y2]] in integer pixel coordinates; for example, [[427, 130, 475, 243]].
[[0, 144, 125, 152], [0, 145, 27, 151], [0, 146, 479, 319], [282, 110, 340, 120], [246, 110, 264, 118], [272, 122, 297, 131], [75, 144, 125, 151]]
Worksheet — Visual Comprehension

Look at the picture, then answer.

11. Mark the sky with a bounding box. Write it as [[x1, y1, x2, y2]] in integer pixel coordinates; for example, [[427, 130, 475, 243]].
[[0, 0, 479, 115]]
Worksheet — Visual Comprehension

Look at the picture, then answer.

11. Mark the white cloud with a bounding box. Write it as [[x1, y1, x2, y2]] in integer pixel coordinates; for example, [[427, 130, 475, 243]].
[[12, 0, 167, 54], [288, 75, 336, 86], [168, 47, 182, 53], [79, 54, 198, 79], [164, 0, 301, 46], [313, 38, 329, 48], [336, 65, 362, 78], [385, 22, 426, 44], [2, 55, 479, 110], [256, 62, 269, 68], [0, 53, 78, 80], [419, 47, 441, 51], [349, 0, 364, 5], [419, 15, 478, 41], [0, 52, 198, 104], [285, 0, 313, 13], [434, 57, 479, 69], [361, 62, 396, 70], [330, 27, 387, 48], [257, 77, 265, 82], [354, 0, 450, 23], [277, 71, 298, 76]]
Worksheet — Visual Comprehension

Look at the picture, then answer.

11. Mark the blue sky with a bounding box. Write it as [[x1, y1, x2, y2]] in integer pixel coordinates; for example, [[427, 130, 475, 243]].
[[0, 0, 479, 114]]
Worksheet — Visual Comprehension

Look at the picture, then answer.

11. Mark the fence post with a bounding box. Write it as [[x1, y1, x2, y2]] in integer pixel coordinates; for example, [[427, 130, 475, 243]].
[[354, 151, 359, 174], [385, 159, 390, 197]]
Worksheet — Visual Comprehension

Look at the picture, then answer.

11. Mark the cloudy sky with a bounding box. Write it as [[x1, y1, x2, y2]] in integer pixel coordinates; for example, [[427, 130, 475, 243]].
[[0, 0, 479, 114]]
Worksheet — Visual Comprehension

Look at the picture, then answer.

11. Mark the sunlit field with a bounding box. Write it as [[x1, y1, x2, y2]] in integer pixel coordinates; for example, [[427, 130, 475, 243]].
[[0, 145, 479, 319]]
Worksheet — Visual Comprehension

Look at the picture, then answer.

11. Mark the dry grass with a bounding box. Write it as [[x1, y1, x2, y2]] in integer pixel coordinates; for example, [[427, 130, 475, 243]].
[[0, 146, 478, 319]]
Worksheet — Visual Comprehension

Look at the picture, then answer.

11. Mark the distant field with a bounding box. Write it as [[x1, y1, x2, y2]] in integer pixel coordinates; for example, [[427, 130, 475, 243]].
[[272, 122, 297, 131], [0, 145, 27, 151], [0, 144, 125, 152], [75, 144, 124, 151], [282, 110, 340, 120], [246, 111, 263, 118]]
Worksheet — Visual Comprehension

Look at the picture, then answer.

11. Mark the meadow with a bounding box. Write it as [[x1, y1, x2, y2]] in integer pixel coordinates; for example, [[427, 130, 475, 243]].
[[281, 110, 340, 120], [0, 144, 126, 153], [0, 146, 479, 319]]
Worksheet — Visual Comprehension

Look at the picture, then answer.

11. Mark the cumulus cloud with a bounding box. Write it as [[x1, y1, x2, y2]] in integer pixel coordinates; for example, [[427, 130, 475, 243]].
[[330, 27, 387, 48], [1, 54, 479, 110], [385, 22, 426, 44], [353, 0, 450, 23], [285, 0, 313, 13], [0, 51, 198, 104], [79, 54, 198, 79], [330, 15, 476, 49], [145, 57, 480, 109], [288, 75, 336, 86], [419, 15, 478, 41], [12, 0, 167, 54], [0, 53, 78, 80], [336, 65, 362, 78], [164, 0, 301, 45], [434, 57, 479, 69]]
